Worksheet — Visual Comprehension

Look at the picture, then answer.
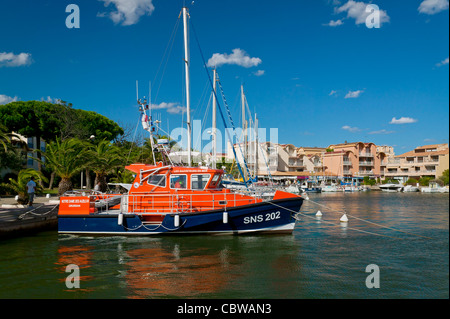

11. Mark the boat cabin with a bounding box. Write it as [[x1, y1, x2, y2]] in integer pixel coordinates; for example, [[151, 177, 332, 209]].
[[125, 162, 224, 194]]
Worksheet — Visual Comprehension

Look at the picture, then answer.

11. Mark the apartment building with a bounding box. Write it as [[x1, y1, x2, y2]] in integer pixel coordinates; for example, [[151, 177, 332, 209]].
[[322, 142, 387, 178], [229, 140, 395, 181], [229, 142, 336, 181], [383, 143, 449, 182], [0, 133, 45, 179]]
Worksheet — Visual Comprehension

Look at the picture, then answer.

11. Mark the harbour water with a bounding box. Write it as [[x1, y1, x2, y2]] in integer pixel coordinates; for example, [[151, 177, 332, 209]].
[[0, 192, 448, 299]]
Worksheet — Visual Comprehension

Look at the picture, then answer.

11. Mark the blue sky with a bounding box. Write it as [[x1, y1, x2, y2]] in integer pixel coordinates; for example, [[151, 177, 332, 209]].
[[0, 0, 448, 154]]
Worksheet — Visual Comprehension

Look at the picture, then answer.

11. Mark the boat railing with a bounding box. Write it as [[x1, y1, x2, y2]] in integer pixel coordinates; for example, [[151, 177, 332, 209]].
[[91, 191, 266, 215]]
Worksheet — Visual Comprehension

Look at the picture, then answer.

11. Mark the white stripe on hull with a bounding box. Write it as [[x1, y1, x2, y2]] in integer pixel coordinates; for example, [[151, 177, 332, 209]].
[[59, 222, 296, 236]]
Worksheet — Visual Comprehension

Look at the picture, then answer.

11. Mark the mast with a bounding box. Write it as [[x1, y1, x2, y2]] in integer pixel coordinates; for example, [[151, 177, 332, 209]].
[[241, 84, 247, 179], [212, 68, 217, 169], [182, 7, 192, 166], [254, 113, 258, 178]]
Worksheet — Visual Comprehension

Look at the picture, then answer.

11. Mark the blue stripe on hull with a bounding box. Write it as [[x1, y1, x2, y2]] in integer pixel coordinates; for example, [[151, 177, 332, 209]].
[[58, 197, 303, 236]]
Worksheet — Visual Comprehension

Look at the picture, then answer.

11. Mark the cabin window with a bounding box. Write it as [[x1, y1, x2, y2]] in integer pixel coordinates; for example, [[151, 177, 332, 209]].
[[170, 175, 187, 189], [209, 174, 222, 188], [147, 174, 166, 187], [191, 174, 210, 190]]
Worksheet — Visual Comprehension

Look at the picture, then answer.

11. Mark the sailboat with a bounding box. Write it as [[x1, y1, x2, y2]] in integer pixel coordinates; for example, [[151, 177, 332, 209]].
[[57, 7, 304, 236]]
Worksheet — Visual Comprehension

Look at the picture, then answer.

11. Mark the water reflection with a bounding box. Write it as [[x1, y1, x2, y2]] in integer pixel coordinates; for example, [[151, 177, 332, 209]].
[[51, 193, 448, 298], [56, 234, 303, 298]]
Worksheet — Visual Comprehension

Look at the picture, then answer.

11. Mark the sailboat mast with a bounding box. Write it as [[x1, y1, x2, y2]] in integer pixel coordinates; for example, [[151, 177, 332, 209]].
[[182, 7, 192, 166], [212, 68, 217, 169], [254, 113, 258, 178], [241, 85, 247, 179]]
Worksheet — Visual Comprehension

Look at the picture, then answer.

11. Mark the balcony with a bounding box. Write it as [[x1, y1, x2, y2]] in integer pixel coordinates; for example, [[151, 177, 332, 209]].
[[359, 161, 374, 166], [357, 170, 374, 176], [288, 161, 304, 168], [383, 169, 437, 177], [359, 152, 374, 158], [343, 170, 352, 175], [343, 160, 352, 166]]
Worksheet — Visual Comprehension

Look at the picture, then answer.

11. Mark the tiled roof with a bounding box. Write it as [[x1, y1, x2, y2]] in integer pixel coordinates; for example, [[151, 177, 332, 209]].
[[395, 148, 449, 158]]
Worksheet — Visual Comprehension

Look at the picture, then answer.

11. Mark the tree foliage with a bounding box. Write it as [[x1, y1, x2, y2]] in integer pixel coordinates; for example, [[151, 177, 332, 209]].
[[40, 138, 89, 195], [439, 169, 449, 186], [0, 168, 48, 204], [0, 100, 123, 147], [86, 139, 124, 192]]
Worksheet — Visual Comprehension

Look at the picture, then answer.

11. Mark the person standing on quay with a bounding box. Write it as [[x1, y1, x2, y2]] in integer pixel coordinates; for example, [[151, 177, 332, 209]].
[[27, 176, 37, 207]]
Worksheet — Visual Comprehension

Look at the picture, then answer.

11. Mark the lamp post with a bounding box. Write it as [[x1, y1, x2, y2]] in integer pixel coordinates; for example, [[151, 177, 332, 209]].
[[81, 135, 95, 190]]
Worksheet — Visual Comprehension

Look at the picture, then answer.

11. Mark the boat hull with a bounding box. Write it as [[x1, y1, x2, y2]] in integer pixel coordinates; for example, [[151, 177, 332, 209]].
[[58, 197, 303, 236], [302, 187, 322, 193]]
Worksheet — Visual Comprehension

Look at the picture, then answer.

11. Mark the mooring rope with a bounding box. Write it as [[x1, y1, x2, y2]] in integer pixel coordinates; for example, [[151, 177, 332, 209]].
[[121, 216, 187, 232], [266, 200, 403, 239], [17, 204, 59, 220], [303, 196, 433, 240], [266, 194, 433, 240]]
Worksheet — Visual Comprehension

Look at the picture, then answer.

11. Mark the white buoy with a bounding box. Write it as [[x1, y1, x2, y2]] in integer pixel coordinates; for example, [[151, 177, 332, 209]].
[[15, 195, 19, 201], [340, 213, 348, 222], [118, 212, 123, 226], [174, 214, 180, 227], [223, 212, 229, 224], [46, 194, 51, 198], [315, 210, 322, 217]]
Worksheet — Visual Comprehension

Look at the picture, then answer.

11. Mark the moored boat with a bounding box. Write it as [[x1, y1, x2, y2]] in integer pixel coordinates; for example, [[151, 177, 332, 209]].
[[421, 182, 448, 193], [58, 163, 303, 235], [57, 6, 306, 236], [321, 185, 338, 192], [379, 183, 403, 192], [403, 185, 419, 192]]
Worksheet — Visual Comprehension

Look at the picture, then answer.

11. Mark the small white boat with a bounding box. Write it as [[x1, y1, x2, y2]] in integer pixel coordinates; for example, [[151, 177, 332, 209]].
[[403, 185, 419, 192], [322, 185, 338, 192], [379, 184, 403, 192], [344, 185, 361, 192], [285, 185, 301, 194], [421, 182, 447, 193], [440, 186, 449, 193]]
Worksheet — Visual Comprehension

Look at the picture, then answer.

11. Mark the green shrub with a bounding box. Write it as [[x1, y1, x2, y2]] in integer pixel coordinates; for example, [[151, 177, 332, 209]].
[[405, 178, 418, 185], [418, 176, 434, 186]]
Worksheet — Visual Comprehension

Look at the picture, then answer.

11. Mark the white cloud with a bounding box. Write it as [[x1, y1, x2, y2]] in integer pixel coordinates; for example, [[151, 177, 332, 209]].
[[329, 90, 337, 96], [98, 0, 155, 26], [369, 129, 395, 134], [0, 94, 18, 105], [389, 117, 418, 124], [253, 70, 265, 76], [436, 57, 449, 67], [323, 19, 344, 27], [344, 89, 364, 98], [335, 1, 390, 25], [418, 0, 449, 15], [0, 52, 32, 67], [342, 125, 361, 132], [207, 48, 262, 68], [151, 102, 186, 114], [41, 96, 63, 104]]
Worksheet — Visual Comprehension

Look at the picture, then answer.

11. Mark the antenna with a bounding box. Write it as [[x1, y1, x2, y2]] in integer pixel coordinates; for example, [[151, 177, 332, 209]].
[[149, 81, 152, 117], [136, 80, 139, 103]]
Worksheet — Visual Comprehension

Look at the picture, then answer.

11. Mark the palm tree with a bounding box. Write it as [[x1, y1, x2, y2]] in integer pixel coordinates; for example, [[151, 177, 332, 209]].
[[0, 168, 48, 204], [86, 139, 125, 192], [40, 138, 89, 195], [0, 126, 11, 152]]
